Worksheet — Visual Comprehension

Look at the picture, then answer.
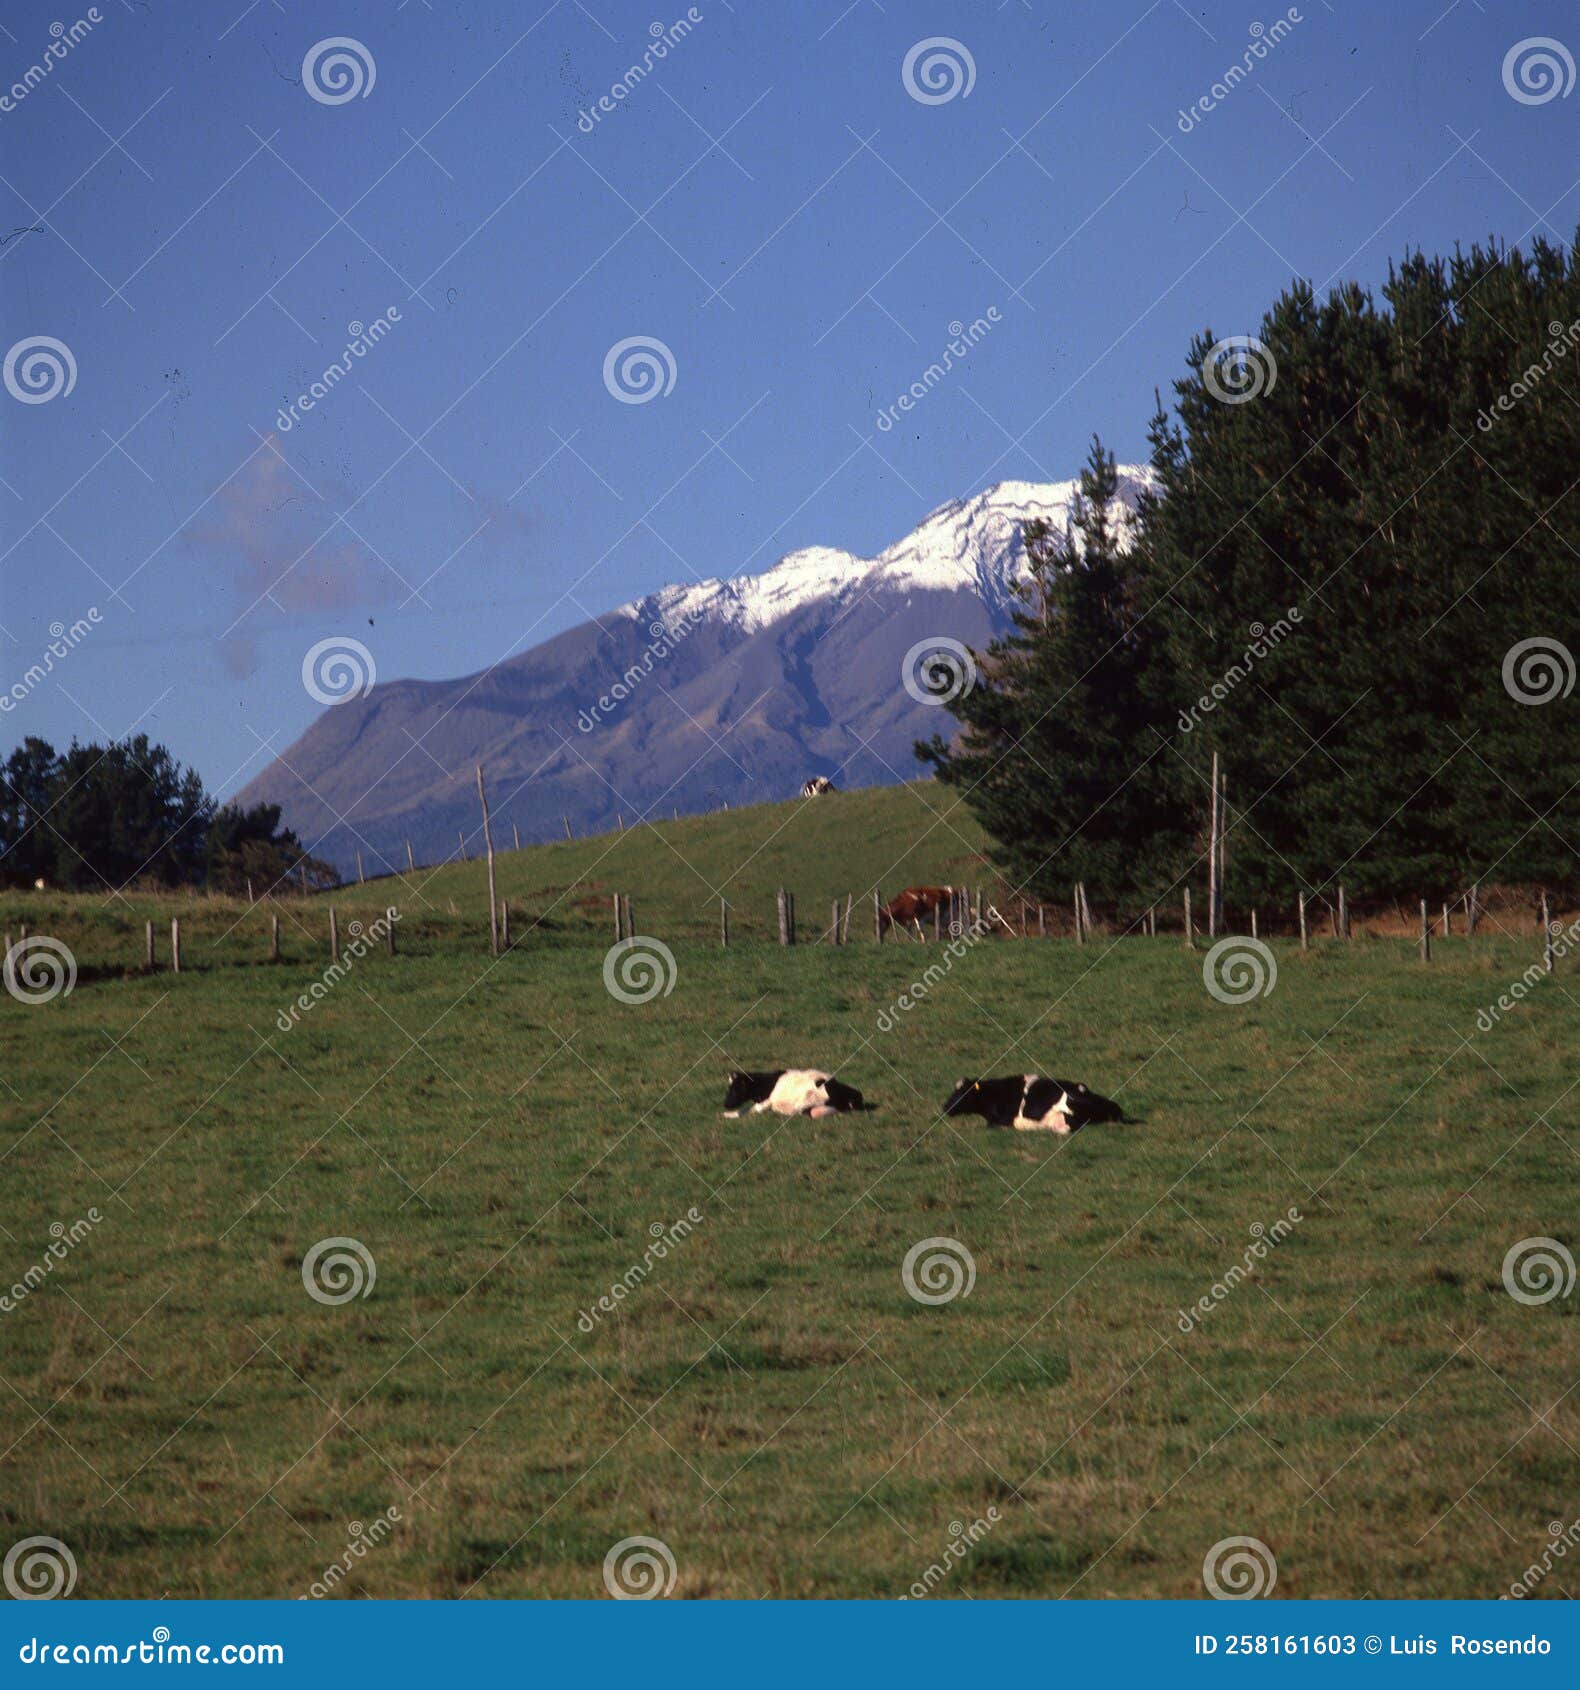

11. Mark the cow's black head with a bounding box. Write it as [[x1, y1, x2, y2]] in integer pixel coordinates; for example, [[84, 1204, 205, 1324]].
[[820, 1077, 865, 1113], [942, 1078, 984, 1117], [1056, 1079, 1125, 1127], [722, 1070, 776, 1112]]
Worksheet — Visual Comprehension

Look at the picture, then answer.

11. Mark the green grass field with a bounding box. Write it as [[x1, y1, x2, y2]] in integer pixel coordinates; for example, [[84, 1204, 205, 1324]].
[[2, 784, 1576, 1599]]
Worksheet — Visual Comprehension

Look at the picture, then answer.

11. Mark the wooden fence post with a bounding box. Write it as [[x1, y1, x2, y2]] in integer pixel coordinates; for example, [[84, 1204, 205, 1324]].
[[1541, 891, 1553, 973], [1442, 901, 1451, 940], [623, 895, 634, 940], [1298, 891, 1308, 951], [720, 898, 729, 948], [841, 895, 852, 944], [1338, 883, 1349, 941], [477, 766, 499, 957], [614, 894, 623, 941], [270, 913, 280, 963], [386, 908, 397, 955], [1467, 882, 1479, 936], [146, 919, 156, 971], [1074, 886, 1085, 945], [500, 900, 510, 950], [563, 816, 572, 840], [933, 901, 942, 941], [1184, 888, 1193, 948], [1251, 909, 1259, 941], [406, 839, 416, 873], [171, 917, 181, 974], [356, 850, 365, 886], [246, 877, 255, 905], [513, 822, 521, 853], [330, 906, 339, 964], [1419, 899, 1431, 964], [777, 889, 789, 947], [1208, 750, 1220, 940]]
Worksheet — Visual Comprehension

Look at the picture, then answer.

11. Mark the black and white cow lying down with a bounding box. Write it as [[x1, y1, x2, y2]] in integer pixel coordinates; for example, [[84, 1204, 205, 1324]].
[[722, 1070, 865, 1119], [942, 1075, 1123, 1134]]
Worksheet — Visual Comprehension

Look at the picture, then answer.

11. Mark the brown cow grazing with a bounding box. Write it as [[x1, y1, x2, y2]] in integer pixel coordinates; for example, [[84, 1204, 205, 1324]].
[[879, 885, 953, 935]]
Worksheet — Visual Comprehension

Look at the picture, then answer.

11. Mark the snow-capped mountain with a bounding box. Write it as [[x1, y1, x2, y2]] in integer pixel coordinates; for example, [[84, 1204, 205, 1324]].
[[238, 469, 1152, 875], [632, 474, 1152, 637]]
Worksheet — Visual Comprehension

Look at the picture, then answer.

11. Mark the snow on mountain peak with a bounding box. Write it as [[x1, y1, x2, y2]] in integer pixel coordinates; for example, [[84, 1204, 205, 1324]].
[[631, 467, 1154, 635]]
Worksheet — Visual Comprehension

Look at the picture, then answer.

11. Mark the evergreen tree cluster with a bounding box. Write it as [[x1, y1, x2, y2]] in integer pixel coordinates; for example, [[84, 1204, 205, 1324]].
[[922, 236, 1580, 911], [0, 734, 335, 894]]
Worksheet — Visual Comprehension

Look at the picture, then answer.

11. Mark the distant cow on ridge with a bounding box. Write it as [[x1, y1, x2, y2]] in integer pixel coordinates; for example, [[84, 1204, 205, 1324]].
[[801, 776, 836, 798]]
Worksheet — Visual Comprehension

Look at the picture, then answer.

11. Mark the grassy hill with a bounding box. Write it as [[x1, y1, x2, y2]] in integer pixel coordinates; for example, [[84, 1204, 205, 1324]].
[[1, 780, 1577, 1599], [0, 781, 992, 973]]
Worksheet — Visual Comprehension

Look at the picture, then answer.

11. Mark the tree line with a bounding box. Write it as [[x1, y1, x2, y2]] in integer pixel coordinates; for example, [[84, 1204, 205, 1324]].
[[0, 735, 336, 894], [921, 234, 1580, 913]]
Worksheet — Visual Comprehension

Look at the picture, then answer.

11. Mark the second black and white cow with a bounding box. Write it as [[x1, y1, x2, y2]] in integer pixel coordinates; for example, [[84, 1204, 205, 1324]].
[[722, 1069, 865, 1118], [942, 1075, 1123, 1134]]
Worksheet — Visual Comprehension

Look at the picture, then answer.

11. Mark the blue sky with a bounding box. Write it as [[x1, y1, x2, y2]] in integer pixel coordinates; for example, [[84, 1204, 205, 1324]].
[[1, 0, 1575, 796]]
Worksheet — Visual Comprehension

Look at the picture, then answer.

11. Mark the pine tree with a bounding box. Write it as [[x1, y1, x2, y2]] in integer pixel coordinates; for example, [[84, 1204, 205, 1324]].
[[919, 438, 1190, 908]]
